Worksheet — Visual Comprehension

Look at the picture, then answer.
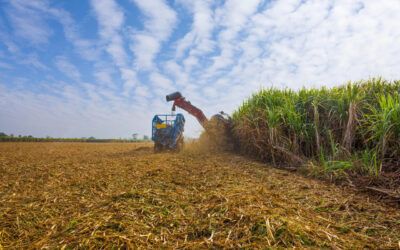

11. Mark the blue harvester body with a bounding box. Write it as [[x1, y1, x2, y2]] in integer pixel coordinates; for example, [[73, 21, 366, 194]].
[[152, 113, 185, 151]]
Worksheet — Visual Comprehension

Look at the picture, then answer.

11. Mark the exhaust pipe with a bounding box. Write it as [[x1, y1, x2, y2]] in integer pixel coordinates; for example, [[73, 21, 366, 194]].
[[166, 91, 183, 102]]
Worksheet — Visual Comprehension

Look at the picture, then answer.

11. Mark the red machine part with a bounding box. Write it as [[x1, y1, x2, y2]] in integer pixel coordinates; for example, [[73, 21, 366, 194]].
[[172, 98, 208, 128]]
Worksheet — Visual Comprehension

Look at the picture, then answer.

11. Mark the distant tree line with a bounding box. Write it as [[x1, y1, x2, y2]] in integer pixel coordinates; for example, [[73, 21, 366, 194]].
[[0, 132, 151, 143]]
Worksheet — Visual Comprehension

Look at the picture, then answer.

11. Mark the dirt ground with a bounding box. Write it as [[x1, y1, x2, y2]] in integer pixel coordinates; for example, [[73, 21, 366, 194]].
[[1, 142, 400, 248]]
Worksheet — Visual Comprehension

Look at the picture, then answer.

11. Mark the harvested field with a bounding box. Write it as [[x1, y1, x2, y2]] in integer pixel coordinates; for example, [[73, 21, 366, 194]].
[[1, 142, 400, 248]]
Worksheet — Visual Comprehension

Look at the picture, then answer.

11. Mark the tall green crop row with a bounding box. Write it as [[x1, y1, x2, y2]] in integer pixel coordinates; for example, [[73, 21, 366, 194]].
[[232, 78, 400, 176]]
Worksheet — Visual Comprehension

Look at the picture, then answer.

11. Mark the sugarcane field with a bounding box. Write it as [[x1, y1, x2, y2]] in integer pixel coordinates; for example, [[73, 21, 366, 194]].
[[2, 0, 400, 249]]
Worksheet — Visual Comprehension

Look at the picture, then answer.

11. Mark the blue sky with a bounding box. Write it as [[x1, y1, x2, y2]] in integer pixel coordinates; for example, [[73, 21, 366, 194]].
[[1, 0, 400, 138]]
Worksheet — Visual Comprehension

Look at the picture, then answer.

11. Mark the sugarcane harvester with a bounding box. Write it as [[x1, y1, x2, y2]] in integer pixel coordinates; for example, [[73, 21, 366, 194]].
[[152, 91, 231, 153]]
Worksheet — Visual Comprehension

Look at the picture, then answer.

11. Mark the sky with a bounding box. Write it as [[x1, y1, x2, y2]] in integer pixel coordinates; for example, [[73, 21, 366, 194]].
[[1, 0, 400, 139]]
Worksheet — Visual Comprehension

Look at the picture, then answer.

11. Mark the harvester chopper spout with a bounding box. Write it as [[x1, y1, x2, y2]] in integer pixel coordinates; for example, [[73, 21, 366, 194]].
[[166, 91, 232, 140], [166, 91, 209, 128]]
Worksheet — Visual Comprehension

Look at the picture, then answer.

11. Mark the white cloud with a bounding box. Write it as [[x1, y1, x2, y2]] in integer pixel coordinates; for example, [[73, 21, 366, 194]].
[[241, 0, 400, 88], [90, 0, 137, 92], [131, 0, 177, 40], [163, 60, 189, 86], [49, 8, 102, 62], [93, 68, 114, 86], [208, 0, 262, 72], [0, 83, 152, 138], [20, 53, 48, 71], [149, 72, 175, 96], [0, 61, 13, 69], [130, 34, 160, 69], [90, 0, 127, 66], [5, 0, 53, 45], [90, 0, 124, 39], [134, 84, 151, 99], [4, 41, 20, 54], [175, 0, 216, 58], [4, 0, 101, 61], [130, 0, 177, 70], [120, 68, 137, 95], [54, 56, 81, 81]]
